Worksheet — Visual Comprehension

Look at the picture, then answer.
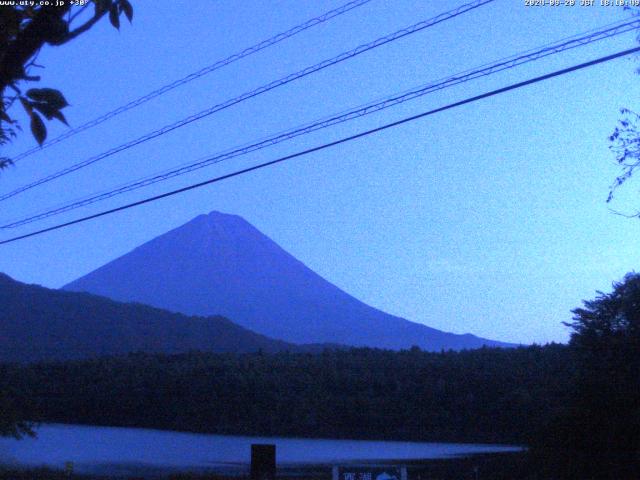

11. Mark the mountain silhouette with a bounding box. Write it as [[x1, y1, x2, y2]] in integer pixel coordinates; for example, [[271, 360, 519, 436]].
[[0, 272, 307, 363], [64, 211, 513, 350]]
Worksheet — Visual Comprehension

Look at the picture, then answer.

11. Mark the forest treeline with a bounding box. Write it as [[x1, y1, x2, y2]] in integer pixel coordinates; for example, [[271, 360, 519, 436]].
[[0, 344, 571, 444]]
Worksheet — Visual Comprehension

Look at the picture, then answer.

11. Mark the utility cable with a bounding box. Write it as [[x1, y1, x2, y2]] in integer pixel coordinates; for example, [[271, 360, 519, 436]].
[[0, 0, 494, 202], [3, 17, 638, 229], [10, 0, 374, 163], [1, 45, 637, 245]]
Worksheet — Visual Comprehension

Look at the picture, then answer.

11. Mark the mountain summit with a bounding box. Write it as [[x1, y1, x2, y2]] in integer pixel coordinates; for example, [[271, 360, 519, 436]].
[[64, 211, 512, 350]]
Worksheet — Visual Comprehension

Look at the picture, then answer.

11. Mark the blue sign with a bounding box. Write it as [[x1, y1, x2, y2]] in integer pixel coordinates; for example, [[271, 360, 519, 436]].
[[333, 465, 406, 480]]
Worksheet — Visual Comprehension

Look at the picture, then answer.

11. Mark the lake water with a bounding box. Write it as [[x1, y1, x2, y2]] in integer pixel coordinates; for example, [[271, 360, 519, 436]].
[[0, 424, 522, 476]]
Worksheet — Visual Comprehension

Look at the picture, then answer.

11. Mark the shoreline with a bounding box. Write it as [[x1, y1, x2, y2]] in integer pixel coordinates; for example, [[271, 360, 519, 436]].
[[0, 451, 532, 479], [23, 421, 527, 447]]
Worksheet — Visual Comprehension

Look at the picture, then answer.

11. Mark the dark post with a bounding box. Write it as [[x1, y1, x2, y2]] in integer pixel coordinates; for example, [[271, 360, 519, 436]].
[[250, 443, 276, 480]]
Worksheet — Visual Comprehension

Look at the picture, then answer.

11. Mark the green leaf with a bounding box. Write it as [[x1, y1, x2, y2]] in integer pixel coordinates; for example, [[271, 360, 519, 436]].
[[19, 96, 32, 114], [109, 3, 120, 29], [31, 103, 56, 120], [51, 110, 69, 126], [26, 88, 69, 110], [31, 103, 68, 125], [120, 0, 133, 22], [30, 111, 46, 145], [94, 0, 111, 14]]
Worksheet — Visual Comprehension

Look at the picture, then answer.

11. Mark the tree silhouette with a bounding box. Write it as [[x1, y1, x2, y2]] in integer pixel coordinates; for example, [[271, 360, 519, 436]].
[[0, 0, 133, 169], [535, 273, 640, 479]]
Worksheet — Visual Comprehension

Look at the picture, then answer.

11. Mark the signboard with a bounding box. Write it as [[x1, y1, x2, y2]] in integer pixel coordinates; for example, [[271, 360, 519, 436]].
[[332, 465, 407, 480]]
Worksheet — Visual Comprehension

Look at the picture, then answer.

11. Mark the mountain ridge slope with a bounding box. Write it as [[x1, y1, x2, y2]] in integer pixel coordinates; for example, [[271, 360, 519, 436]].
[[64, 211, 514, 350], [0, 272, 308, 363]]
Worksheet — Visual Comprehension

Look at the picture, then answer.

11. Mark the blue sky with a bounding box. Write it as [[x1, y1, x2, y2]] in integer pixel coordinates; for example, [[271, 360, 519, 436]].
[[1, 0, 639, 344]]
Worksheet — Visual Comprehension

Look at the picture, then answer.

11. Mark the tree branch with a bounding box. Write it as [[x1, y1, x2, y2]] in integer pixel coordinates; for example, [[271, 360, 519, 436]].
[[62, 10, 108, 43], [0, 6, 71, 95], [607, 206, 640, 218], [68, 4, 92, 25]]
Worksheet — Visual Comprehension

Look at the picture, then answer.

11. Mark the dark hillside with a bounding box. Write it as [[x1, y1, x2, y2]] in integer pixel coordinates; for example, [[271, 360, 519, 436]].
[[0, 273, 303, 363]]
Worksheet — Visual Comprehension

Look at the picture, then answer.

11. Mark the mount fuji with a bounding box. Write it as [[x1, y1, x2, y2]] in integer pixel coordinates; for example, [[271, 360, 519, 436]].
[[64, 211, 513, 351]]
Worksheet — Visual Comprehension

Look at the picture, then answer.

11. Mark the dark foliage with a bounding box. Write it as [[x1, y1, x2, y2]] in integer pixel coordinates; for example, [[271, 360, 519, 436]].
[[0, 369, 35, 439], [0, 0, 133, 152], [531, 273, 640, 479], [0, 344, 571, 445], [608, 108, 640, 209]]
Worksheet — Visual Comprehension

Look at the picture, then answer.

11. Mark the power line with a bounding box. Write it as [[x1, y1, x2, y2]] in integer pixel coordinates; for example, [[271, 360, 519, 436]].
[[0, 0, 494, 202], [3, 17, 639, 229], [10, 0, 374, 163], [1, 45, 637, 246]]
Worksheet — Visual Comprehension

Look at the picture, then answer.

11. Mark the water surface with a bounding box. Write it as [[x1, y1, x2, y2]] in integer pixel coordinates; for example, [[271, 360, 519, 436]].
[[0, 424, 522, 475]]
